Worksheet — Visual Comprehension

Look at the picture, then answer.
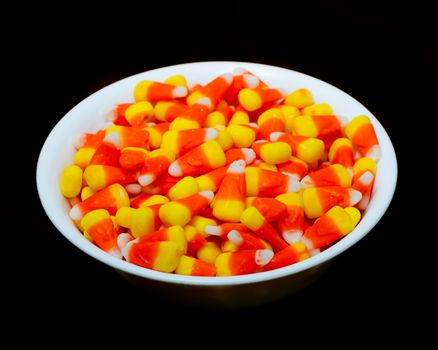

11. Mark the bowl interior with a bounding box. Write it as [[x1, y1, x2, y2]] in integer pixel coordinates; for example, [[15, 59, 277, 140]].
[[36, 61, 397, 286]]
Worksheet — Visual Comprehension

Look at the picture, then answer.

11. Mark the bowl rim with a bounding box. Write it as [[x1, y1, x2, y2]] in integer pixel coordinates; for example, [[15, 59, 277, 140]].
[[36, 61, 398, 286]]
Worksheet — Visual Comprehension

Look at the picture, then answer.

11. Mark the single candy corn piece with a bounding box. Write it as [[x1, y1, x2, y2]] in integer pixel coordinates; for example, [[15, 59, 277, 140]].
[[328, 138, 355, 175], [164, 74, 188, 87], [104, 125, 149, 149], [134, 80, 188, 102], [60, 165, 83, 198], [226, 124, 256, 148], [252, 140, 292, 165], [83, 165, 137, 191], [301, 103, 333, 116], [257, 108, 285, 139], [144, 122, 170, 149], [189, 215, 217, 236], [277, 156, 308, 180], [263, 242, 310, 271], [187, 73, 232, 110], [117, 232, 134, 251], [205, 105, 235, 127], [228, 106, 250, 125], [270, 132, 325, 164], [154, 101, 191, 122], [130, 194, 169, 208], [73, 130, 105, 168], [240, 206, 289, 251], [302, 206, 361, 250], [275, 193, 306, 244], [169, 104, 210, 130], [273, 105, 300, 133], [81, 209, 121, 258], [345, 115, 381, 160], [301, 164, 352, 188], [159, 190, 214, 226], [184, 225, 208, 255], [124, 101, 154, 127], [89, 142, 121, 167], [128, 207, 156, 238], [223, 67, 261, 104], [214, 125, 233, 151], [176, 255, 216, 276], [195, 166, 227, 192], [215, 249, 274, 276], [225, 148, 256, 165], [302, 186, 362, 219], [70, 183, 130, 221], [245, 166, 300, 197], [141, 173, 179, 195], [212, 160, 246, 222], [123, 240, 181, 273], [246, 197, 287, 221], [285, 88, 314, 109], [205, 223, 249, 239], [168, 176, 199, 200], [292, 115, 345, 141], [104, 103, 132, 126], [238, 87, 286, 112], [168, 140, 226, 177], [227, 230, 272, 250], [161, 128, 218, 156], [140, 226, 187, 255], [352, 157, 377, 210], [119, 147, 149, 170], [197, 241, 221, 264], [138, 149, 175, 186]]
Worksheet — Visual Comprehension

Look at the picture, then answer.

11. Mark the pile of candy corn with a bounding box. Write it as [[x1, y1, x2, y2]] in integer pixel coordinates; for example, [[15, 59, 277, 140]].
[[60, 68, 380, 276]]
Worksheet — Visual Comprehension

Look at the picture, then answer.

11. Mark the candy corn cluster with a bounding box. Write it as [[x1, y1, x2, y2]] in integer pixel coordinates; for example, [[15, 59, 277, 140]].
[[60, 68, 380, 277]]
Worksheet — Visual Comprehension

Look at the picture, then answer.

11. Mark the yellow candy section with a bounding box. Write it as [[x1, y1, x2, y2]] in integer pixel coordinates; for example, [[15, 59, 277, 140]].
[[285, 88, 314, 109], [60, 165, 83, 198], [81, 209, 110, 231], [159, 201, 191, 226], [197, 242, 221, 264], [153, 241, 182, 273], [353, 157, 377, 176], [201, 140, 226, 168], [175, 255, 196, 275], [238, 89, 262, 111], [227, 124, 256, 148], [301, 103, 333, 116], [259, 142, 291, 164], [168, 176, 199, 200], [167, 225, 188, 255], [345, 115, 371, 139], [240, 206, 264, 230], [134, 80, 153, 102], [131, 207, 155, 238], [164, 74, 187, 87]]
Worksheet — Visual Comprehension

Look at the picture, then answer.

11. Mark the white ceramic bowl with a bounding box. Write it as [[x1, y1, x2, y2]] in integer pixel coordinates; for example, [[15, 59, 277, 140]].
[[37, 62, 397, 307]]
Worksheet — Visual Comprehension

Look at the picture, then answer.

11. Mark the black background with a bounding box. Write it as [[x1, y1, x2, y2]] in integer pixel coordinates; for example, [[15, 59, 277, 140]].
[[9, 0, 435, 339]]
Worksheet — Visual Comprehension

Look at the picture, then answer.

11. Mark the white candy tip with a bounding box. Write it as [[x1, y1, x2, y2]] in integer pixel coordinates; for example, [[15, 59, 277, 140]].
[[269, 131, 284, 142], [172, 86, 188, 98], [246, 122, 258, 129], [243, 74, 260, 88], [348, 189, 363, 206], [300, 236, 314, 251], [300, 175, 313, 189], [199, 190, 214, 202], [125, 183, 142, 195], [69, 205, 82, 221], [366, 144, 381, 161], [232, 67, 247, 76], [122, 239, 137, 260], [358, 194, 370, 211], [255, 249, 274, 266], [117, 233, 134, 251], [108, 247, 123, 259], [310, 248, 321, 257], [205, 127, 219, 141], [227, 230, 243, 245], [221, 73, 233, 85], [72, 133, 86, 149], [278, 88, 288, 98], [195, 97, 212, 108], [227, 159, 246, 174], [168, 162, 183, 177], [282, 229, 303, 244], [138, 174, 154, 187], [103, 131, 121, 149], [205, 225, 222, 236], [347, 167, 354, 177], [358, 171, 374, 186], [103, 106, 116, 122], [242, 148, 256, 164], [287, 175, 301, 192]]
